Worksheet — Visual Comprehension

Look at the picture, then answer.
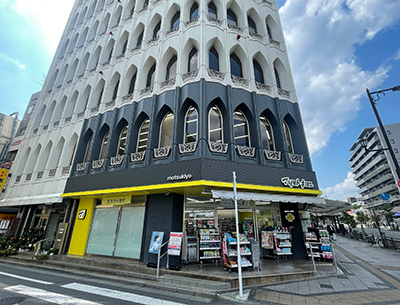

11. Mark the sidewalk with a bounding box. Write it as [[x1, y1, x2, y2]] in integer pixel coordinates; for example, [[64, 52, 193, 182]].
[[237, 236, 400, 305]]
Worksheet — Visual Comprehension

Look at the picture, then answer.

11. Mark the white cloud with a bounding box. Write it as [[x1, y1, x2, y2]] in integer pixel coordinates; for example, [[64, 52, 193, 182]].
[[7, 0, 74, 55], [0, 53, 26, 69], [322, 172, 359, 201], [279, 0, 400, 154]]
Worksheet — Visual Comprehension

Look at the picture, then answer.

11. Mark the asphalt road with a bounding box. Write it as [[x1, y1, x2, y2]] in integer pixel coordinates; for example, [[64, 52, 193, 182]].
[[0, 263, 234, 305]]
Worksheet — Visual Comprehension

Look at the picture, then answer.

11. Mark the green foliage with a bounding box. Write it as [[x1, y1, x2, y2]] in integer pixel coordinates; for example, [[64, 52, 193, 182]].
[[36, 254, 48, 260], [0, 228, 44, 252], [352, 204, 362, 210], [356, 212, 370, 224], [340, 212, 357, 228], [380, 204, 394, 223]]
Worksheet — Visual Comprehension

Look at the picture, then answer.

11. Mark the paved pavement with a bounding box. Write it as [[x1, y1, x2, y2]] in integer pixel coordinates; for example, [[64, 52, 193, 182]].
[[223, 236, 400, 305]]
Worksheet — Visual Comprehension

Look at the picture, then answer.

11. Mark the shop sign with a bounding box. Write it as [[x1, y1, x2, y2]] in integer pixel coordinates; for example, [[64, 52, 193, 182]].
[[167, 232, 183, 256], [0, 169, 9, 192], [78, 209, 87, 220], [284, 210, 295, 222], [149, 231, 164, 254], [220, 199, 233, 206], [166, 173, 192, 181], [102, 195, 130, 205], [0, 214, 16, 221], [281, 177, 314, 189]]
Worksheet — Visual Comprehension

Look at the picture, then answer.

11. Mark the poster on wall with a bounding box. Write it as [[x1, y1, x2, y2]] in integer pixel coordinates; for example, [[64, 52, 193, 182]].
[[149, 231, 164, 254], [167, 232, 183, 256], [261, 231, 274, 249]]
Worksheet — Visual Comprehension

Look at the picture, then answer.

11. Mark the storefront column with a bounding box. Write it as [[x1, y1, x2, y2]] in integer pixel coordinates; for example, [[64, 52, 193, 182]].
[[279, 202, 306, 259], [141, 193, 184, 266], [67, 197, 95, 256]]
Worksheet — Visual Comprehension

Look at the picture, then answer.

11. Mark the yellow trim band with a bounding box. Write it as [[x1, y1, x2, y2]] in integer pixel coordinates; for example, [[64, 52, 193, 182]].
[[62, 180, 322, 198]]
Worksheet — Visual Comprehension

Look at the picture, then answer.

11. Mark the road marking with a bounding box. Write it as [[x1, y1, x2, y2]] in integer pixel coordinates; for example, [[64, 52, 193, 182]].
[[0, 271, 53, 285], [5, 285, 100, 304], [63, 282, 188, 305]]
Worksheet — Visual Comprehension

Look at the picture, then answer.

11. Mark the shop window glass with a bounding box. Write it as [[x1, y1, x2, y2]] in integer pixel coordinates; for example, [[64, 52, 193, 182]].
[[283, 121, 294, 154], [114, 206, 145, 259], [209, 106, 223, 143], [260, 116, 275, 151], [160, 112, 174, 147], [153, 21, 161, 38], [233, 110, 250, 146], [209, 47, 219, 71], [137, 119, 150, 152], [86, 207, 119, 256], [117, 125, 129, 155], [99, 130, 109, 159], [185, 107, 198, 143]]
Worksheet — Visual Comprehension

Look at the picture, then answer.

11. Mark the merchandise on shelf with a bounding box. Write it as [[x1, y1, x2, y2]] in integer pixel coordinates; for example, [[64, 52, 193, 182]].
[[222, 232, 253, 271], [198, 229, 221, 260], [274, 228, 292, 256]]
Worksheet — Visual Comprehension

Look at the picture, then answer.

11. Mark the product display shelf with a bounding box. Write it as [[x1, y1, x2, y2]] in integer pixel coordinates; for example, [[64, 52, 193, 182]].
[[222, 233, 253, 272], [198, 229, 221, 261], [274, 231, 292, 257], [304, 230, 333, 261]]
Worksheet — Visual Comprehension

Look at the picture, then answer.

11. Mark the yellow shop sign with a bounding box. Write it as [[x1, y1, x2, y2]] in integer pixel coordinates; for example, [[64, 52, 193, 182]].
[[102, 195, 131, 205]]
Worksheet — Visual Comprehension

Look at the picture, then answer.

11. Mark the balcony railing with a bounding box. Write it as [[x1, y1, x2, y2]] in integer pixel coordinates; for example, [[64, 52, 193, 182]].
[[209, 141, 228, 154], [166, 26, 179, 36], [231, 75, 248, 86], [26, 173, 32, 181], [265, 150, 281, 161], [185, 16, 199, 27], [76, 162, 87, 172], [278, 88, 290, 98], [289, 153, 304, 164], [92, 159, 104, 169], [140, 85, 153, 96], [269, 38, 280, 48], [110, 155, 124, 166], [179, 142, 197, 154], [207, 69, 225, 80], [49, 169, 57, 177], [154, 146, 171, 158], [237, 145, 255, 157], [256, 82, 271, 92], [105, 100, 116, 108], [62, 166, 71, 175], [131, 151, 145, 162], [161, 77, 176, 88], [182, 69, 199, 81]]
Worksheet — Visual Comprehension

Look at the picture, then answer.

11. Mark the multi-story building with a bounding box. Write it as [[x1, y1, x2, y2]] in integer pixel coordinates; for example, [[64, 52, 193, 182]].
[[1, 0, 322, 264], [350, 123, 400, 211], [0, 112, 20, 167]]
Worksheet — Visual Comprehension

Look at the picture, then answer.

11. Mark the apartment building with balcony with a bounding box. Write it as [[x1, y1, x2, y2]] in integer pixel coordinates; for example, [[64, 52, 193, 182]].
[[350, 123, 400, 210]]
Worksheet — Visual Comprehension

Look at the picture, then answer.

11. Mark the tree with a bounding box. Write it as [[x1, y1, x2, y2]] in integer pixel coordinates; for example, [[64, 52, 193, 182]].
[[380, 204, 394, 224], [340, 212, 357, 229], [356, 211, 370, 224], [352, 204, 362, 210]]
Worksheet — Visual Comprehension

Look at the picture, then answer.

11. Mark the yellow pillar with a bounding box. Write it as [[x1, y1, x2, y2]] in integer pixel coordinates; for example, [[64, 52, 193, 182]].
[[68, 197, 95, 256]]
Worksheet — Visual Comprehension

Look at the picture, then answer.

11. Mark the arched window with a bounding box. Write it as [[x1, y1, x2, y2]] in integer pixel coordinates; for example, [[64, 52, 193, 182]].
[[248, 16, 257, 34], [97, 87, 104, 107], [260, 116, 274, 150], [137, 119, 150, 152], [233, 110, 250, 146], [143, 0, 148, 9], [185, 107, 198, 143], [227, 9, 237, 26], [188, 47, 198, 72], [166, 55, 177, 80], [190, 3, 199, 19], [117, 125, 129, 155], [146, 63, 156, 87], [137, 30, 144, 46], [153, 21, 161, 38], [171, 11, 180, 29], [209, 47, 219, 71], [112, 81, 119, 100], [253, 60, 264, 84], [159, 113, 174, 147], [83, 136, 92, 162], [128, 73, 137, 94], [99, 130, 109, 159], [208, 2, 217, 19], [283, 121, 294, 154], [274, 67, 281, 89], [230, 53, 242, 77], [209, 106, 223, 143], [267, 24, 272, 39], [122, 40, 128, 55]]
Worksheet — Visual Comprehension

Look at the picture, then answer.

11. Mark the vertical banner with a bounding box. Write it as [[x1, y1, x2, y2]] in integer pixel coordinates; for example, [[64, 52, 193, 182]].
[[0, 169, 9, 192], [167, 232, 183, 256], [149, 231, 164, 254]]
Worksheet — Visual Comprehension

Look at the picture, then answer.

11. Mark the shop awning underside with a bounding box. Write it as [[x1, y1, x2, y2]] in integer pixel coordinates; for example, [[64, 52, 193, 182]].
[[211, 190, 325, 205]]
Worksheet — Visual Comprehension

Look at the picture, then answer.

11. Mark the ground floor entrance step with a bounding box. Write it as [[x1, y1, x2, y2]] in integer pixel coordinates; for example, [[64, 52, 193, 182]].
[[159, 274, 231, 290]]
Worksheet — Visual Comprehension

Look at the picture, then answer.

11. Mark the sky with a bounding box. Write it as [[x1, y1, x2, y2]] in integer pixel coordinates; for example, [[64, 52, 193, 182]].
[[0, 0, 400, 201]]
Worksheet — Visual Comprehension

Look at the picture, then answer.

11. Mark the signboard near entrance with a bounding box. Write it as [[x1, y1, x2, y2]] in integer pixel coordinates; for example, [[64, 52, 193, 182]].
[[168, 232, 183, 256], [54, 223, 68, 251]]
